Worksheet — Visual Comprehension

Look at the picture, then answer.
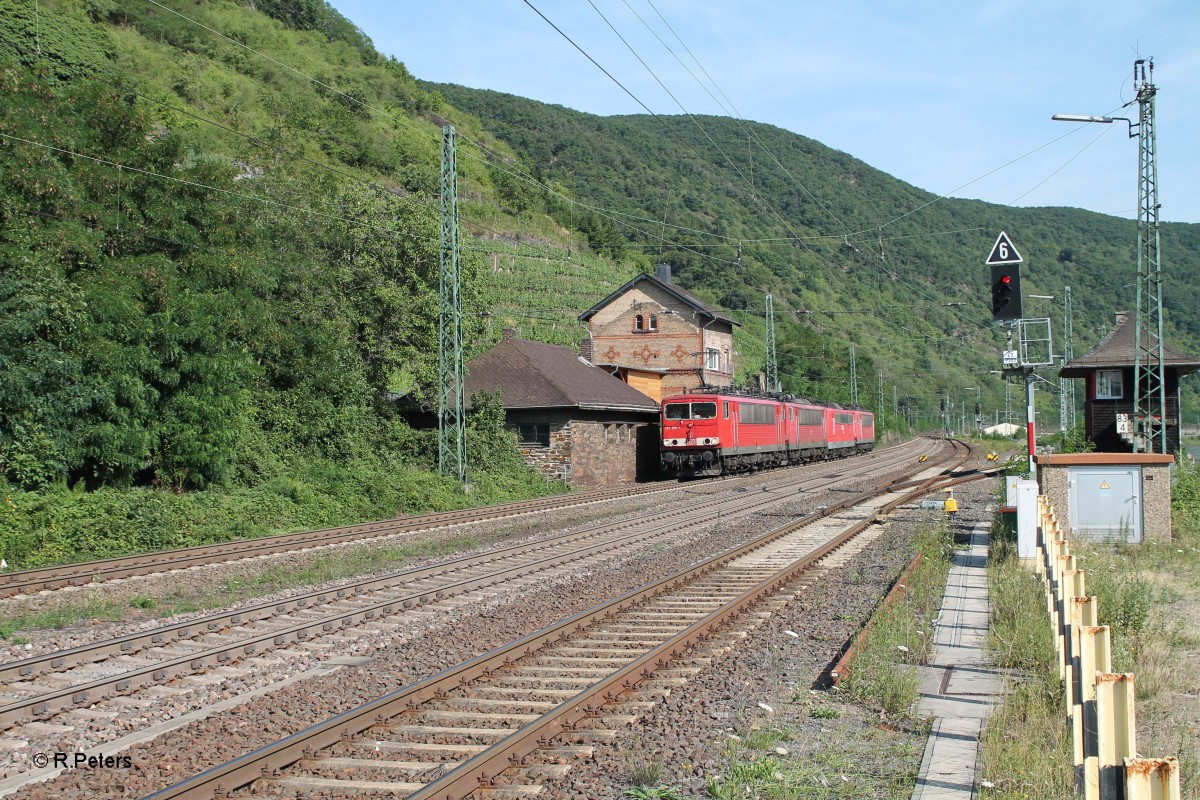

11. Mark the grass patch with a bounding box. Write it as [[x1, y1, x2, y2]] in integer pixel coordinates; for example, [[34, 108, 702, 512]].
[[980, 515, 1072, 799], [982, 459, 1200, 797], [841, 526, 953, 718], [706, 718, 925, 799], [0, 592, 129, 639], [0, 534, 487, 638]]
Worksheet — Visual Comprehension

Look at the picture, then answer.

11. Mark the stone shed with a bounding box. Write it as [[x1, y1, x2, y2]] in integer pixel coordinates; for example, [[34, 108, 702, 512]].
[[465, 331, 660, 487]]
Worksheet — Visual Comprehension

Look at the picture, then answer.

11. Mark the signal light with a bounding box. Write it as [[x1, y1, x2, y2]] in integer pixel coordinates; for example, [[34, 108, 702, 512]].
[[990, 264, 1022, 322]]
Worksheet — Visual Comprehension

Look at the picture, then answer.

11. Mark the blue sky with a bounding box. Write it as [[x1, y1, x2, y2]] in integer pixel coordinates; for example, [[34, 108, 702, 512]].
[[329, 1, 1199, 224]]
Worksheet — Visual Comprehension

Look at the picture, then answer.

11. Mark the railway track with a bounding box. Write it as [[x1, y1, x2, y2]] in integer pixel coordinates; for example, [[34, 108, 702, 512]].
[[0, 439, 947, 733], [0, 485, 675, 599], [0, 441, 920, 601], [133, 441, 978, 800]]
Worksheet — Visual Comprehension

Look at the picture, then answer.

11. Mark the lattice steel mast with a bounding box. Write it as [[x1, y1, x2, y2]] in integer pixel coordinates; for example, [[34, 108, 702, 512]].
[[1132, 59, 1166, 454], [438, 125, 466, 482], [764, 293, 780, 392]]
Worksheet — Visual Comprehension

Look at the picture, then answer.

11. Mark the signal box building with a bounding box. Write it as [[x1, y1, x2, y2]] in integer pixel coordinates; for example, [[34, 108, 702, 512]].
[[464, 330, 660, 487], [1059, 311, 1200, 455], [579, 265, 738, 404]]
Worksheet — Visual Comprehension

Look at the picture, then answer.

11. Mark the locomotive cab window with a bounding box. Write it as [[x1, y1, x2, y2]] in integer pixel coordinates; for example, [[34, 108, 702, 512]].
[[665, 402, 717, 420], [722, 401, 730, 419]]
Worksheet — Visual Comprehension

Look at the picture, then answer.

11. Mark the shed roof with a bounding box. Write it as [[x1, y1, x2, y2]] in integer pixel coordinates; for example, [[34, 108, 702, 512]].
[[1060, 312, 1200, 378], [465, 337, 659, 413], [578, 272, 737, 326]]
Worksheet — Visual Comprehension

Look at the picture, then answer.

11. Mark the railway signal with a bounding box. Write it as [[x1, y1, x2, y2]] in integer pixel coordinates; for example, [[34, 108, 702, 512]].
[[990, 264, 1023, 322]]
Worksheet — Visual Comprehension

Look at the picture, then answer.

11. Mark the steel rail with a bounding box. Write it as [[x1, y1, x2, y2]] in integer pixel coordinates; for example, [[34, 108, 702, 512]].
[[141, 441, 972, 800], [0, 440, 918, 599], [0, 440, 941, 729], [0, 485, 672, 598]]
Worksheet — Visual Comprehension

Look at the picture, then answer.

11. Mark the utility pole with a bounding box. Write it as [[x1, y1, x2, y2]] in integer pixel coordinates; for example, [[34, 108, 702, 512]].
[[849, 343, 858, 405], [438, 125, 466, 484], [1132, 59, 1167, 454], [765, 293, 780, 392], [877, 370, 884, 428], [1060, 286, 1075, 432]]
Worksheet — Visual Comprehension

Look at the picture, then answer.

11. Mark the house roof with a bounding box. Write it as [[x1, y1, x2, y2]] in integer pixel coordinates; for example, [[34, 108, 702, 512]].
[[465, 337, 660, 413], [1059, 312, 1200, 378], [578, 272, 738, 326]]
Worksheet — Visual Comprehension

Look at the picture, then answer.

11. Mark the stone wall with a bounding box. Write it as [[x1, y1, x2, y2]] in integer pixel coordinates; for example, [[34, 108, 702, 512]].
[[569, 421, 644, 487], [516, 420, 572, 483], [507, 409, 659, 488]]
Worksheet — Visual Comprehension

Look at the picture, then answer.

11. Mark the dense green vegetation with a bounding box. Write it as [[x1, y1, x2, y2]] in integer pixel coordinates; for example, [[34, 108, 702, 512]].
[[0, 0, 579, 567], [1, 0, 1198, 566]]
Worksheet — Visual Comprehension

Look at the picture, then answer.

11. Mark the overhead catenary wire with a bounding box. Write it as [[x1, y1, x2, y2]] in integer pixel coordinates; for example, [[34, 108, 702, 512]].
[[132, 0, 731, 268], [584, 0, 815, 247]]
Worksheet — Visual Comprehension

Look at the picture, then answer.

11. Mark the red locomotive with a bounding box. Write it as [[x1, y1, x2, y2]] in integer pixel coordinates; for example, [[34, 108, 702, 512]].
[[659, 387, 875, 477]]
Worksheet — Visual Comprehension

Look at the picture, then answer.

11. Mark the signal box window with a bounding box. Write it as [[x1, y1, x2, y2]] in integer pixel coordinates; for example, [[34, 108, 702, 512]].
[[515, 423, 550, 447], [1096, 370, 1123, 400]]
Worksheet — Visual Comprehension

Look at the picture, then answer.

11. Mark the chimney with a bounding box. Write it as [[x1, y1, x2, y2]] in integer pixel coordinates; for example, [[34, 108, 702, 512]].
[[579, 335, 594, 362], [502, 327, 517, 342], [1114, 311, 1129, 326], [655, 263, 672, 284]]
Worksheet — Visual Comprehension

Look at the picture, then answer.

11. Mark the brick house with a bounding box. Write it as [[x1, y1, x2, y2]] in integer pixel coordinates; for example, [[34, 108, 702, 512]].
[[1059, 311, 1200, 455], [578, 265, 738, 403], [464, 331, 660, 487]]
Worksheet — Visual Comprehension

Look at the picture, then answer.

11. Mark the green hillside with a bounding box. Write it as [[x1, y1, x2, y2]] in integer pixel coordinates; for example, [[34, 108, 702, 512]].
[[427, 83, 1200, 426]]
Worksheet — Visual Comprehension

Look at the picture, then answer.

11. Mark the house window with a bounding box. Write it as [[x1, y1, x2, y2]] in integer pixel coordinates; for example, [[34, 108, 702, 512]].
[[515, 423, 550, 447], [634, 314, 644, 331], [705, 348, 720, 370], [649, 314, 657, 330], [1096, 370, 1123, 400]]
